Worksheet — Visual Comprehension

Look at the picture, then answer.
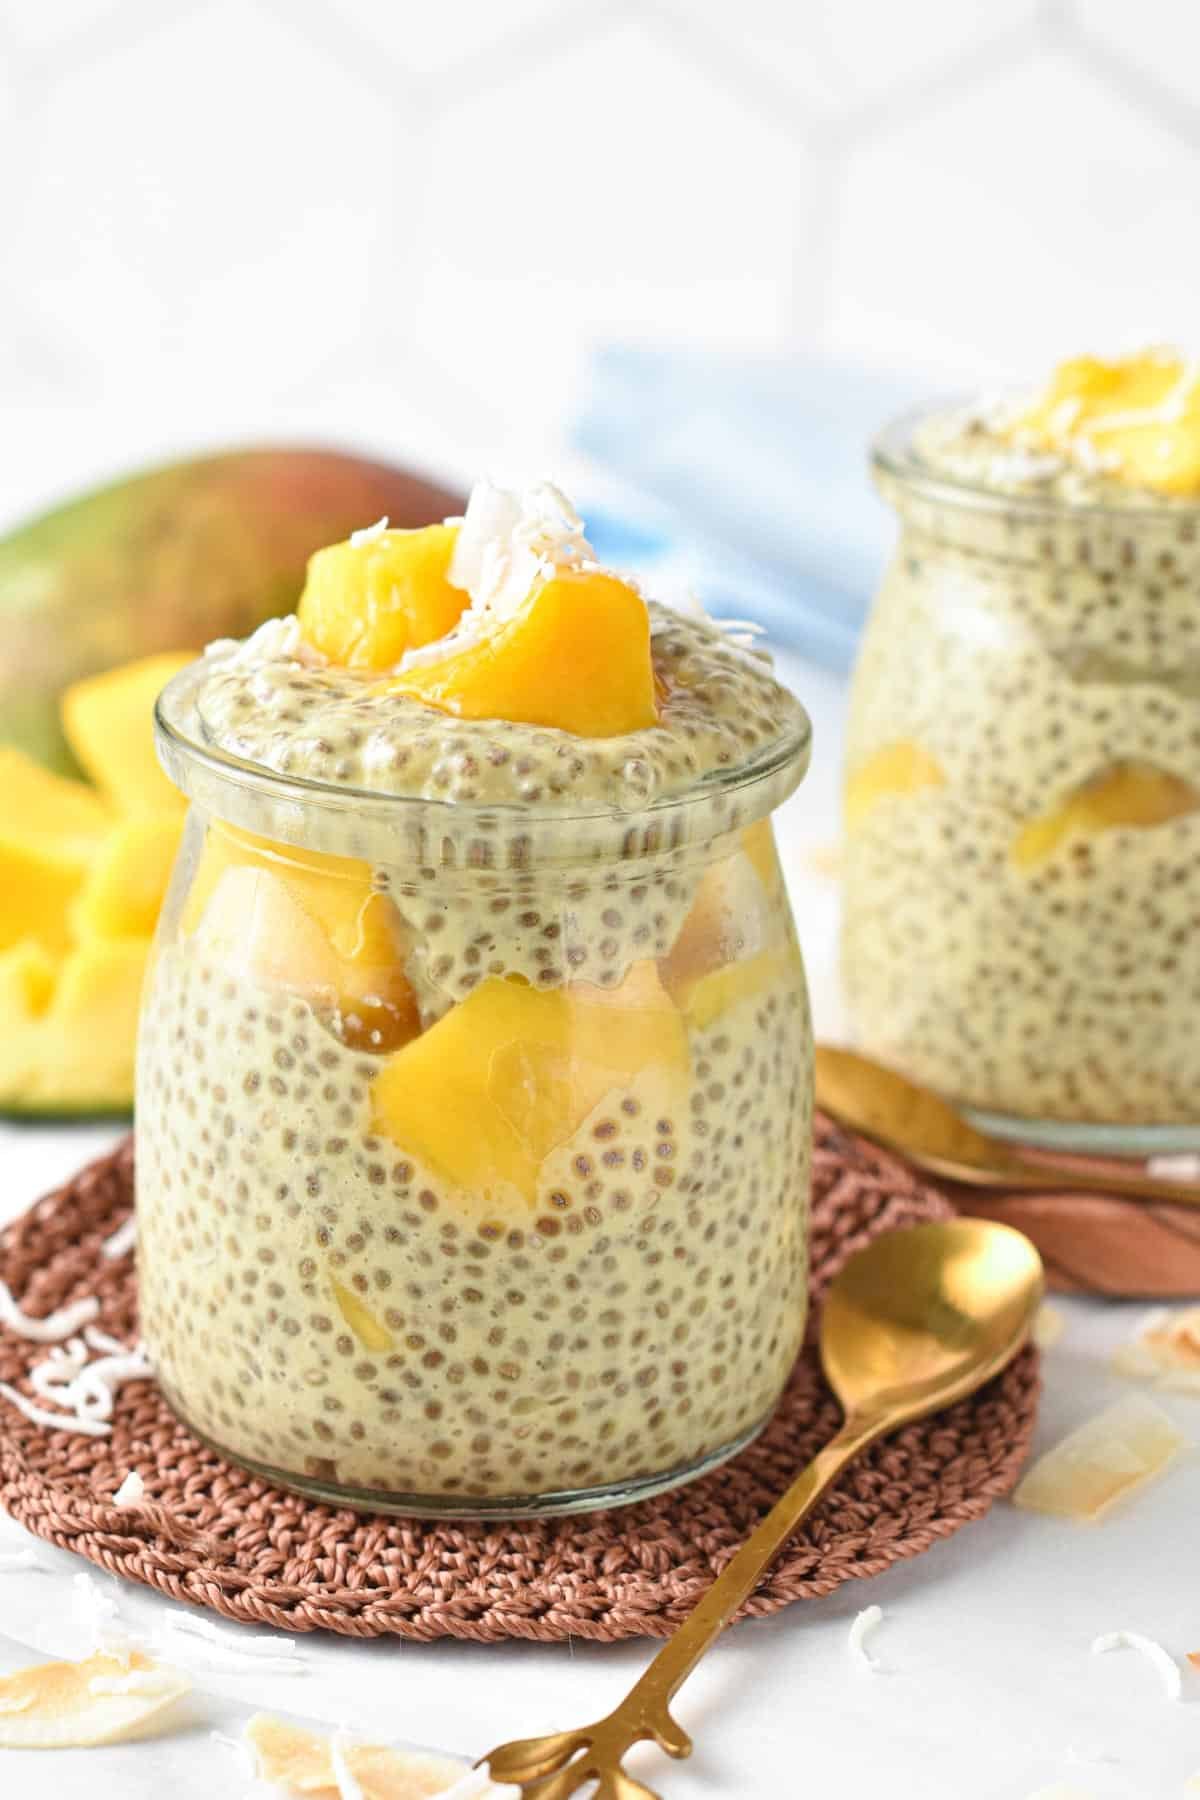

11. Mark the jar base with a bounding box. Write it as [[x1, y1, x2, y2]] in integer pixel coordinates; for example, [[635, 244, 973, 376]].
[[961, 1104, 1200, 1160], [158, 1385, 773, 1519]]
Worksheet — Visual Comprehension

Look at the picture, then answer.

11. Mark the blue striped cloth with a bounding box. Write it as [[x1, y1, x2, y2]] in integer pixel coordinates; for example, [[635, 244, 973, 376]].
[[574, 345, 927, 673]]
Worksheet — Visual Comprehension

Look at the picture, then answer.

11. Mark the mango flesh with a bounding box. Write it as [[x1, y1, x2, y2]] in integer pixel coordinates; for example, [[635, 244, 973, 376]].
[[844, 741, 945, 831], [660, 846, 771, 1003], [382, 568, 659, 738], [72, 816, 183, 938], [683, 948, 793, 1031], [0, 936, 150, 1113], [370, 965, 688, 1212], [62, 653, 193, 816], [297, 523, 466, 670], [1013, 761, 1200, 868], [185, 822, 418, 1053], [0, 447, 463, 777], [0, 749, 112, 954], [1007, 351, 1200, 496]]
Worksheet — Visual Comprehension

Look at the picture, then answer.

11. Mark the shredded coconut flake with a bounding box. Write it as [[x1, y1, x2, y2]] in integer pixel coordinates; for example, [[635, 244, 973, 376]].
[[0, 1281, 100, 1343], [72, 1572, 139, 1662], [848, 1604, 885, 1672], [350, 516, 389, 547], [205, 614, 326, 672], [1147, 1151, 1200, 1181], [11, 1335, 153, 1435], [112, 1470, 145, 1508], [160, 1608, 304, 1675], [0, 1382, 111, 1437], [402, 478, 595, 673], [1091, 1630, 1182, 1701], [101, 1216, 137, 1261]]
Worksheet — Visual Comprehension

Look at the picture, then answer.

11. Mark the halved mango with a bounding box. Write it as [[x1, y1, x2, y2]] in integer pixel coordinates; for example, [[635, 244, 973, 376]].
[[72, 816, 183, 939], [844, 741, 944, 831], [62, 652, 193, 815], [371, 965, 688, 1209], [0, 936, 150, 1112], [186, 823, 418, 1051], [1013, 761, 1200, 868], [381, 568, 658, 738], [297, 522, 466, 670]]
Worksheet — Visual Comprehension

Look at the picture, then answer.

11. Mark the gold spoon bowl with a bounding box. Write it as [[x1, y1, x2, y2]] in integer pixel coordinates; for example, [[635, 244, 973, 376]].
[[478, 1217, 1043, 1799]]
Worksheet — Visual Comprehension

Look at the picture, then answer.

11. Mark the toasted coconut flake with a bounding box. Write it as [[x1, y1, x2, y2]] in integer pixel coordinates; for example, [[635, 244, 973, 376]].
[[112, 1469, 145, 1508], [0, 1281, 100, 1342], [0, 1651, 190, 1748], [848, 1604, 885, 1672], [1091, 1629, 1182, 1700], [1012, 1396, 1188, 1521], [1033, 1303, 1066, 1350], [101, 1215, 137, 1260], [245, 1712, 491, 1797], [1112, 1306, 1200, 1392]]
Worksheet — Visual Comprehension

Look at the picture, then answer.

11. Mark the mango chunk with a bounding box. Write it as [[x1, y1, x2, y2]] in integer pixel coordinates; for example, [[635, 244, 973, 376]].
[[1013, 761, 1200, 868], [1008, 350, 1200, 496], [61, 652, 193, 815], [186, 823, 418, 1052], [844, 741, 945, 831], [371, 966, 688, 1210], [0, 936, 150, 1113], [684, 947, 793, 1031], [0, 748, 113, 952], [331, 1279, 394, 1352], [72, 816, 183, 939], [382, 568, 658, 738], [297, 522, 467, 670], [660, 847, 770, 1001], [742, 819, 782, 896], [0, 746, 111, 847], [0, 836, 92, 956]]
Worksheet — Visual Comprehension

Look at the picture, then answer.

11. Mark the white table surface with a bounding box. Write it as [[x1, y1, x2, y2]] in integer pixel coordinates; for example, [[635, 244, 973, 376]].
[[1, 655, 1197, 1800]]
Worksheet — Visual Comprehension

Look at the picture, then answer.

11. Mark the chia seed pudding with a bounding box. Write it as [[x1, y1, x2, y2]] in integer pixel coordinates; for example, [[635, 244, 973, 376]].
[[135, 480, 813, 1515], [842, 352, 1200, 1147]]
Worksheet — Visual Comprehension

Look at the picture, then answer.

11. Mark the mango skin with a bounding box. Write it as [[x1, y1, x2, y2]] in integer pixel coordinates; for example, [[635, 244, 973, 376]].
[[0, 448, 463, 775]]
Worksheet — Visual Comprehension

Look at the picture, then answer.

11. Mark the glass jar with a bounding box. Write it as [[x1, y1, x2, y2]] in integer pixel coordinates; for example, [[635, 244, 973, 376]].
[[136, 662, 813, 1517], [842, 409, 1200, 1154]]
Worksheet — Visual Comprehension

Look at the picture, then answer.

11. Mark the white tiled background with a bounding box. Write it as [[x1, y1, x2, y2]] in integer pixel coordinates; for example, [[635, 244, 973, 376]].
[[0, 0, 1196, 512]]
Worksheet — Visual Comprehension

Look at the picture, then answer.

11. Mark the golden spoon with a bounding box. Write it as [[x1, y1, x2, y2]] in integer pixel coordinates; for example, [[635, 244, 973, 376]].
[[478, 1217, 1042, 1800], [814, 1045, 1200, 1205]]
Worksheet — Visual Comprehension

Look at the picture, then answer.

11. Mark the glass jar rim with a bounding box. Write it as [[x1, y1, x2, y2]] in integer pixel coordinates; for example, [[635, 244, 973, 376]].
[[872, 401, 1200, 522], [154, 658, 811, 864]]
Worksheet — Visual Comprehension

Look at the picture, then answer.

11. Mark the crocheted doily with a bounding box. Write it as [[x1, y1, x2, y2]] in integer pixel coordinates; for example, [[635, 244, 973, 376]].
[[0, 1119, 1038, 1642]]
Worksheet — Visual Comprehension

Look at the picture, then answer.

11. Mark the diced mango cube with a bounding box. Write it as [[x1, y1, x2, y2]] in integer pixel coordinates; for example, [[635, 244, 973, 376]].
[[382, 568, 658, 738], [1013, 761, 1200, 868], [1008, 351, 1200, 497], [0, 939, 58, 1020], [297, 522, 467, 670], [683, 948, 793, 1031], [72, 816, 183, 939], [844, 741, 945, 831], [371, 966, 688, 1211], [61, 652, 193, 815]]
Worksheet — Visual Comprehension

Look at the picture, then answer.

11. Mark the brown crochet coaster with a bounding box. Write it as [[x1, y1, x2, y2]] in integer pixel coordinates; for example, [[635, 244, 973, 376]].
[[0, 1119, 1038, 1643]]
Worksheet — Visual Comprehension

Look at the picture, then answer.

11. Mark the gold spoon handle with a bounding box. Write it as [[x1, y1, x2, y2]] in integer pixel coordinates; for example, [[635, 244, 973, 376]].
[[928, 1147, 1200, 1205], [479, 1416, 885, 1797], [626, 1416, 881, 1709]]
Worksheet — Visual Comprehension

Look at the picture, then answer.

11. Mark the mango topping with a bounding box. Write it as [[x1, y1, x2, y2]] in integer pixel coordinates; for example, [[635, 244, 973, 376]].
[[1006, 350, 1200, 496], [370, 965, 688, 1211], [1013, 761, 1200, 868], [297, 522, 466, 670], [382, 568, 659, 738], [186, 823, 418, 1052], [844, 741, 945, 831]]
